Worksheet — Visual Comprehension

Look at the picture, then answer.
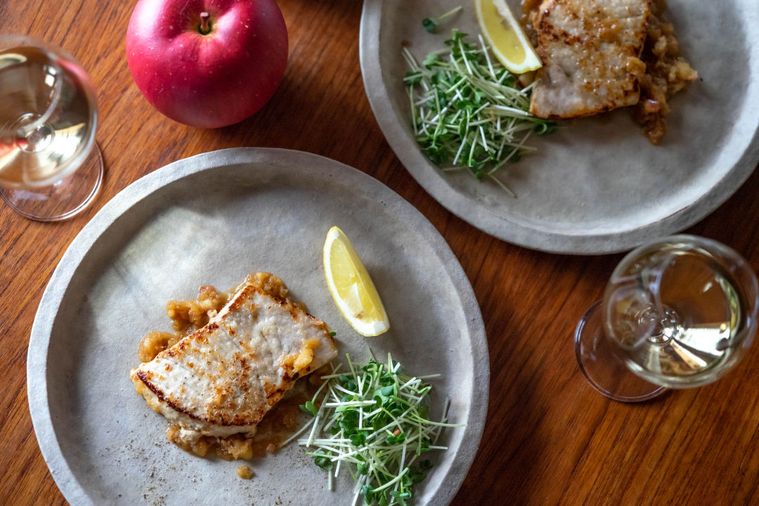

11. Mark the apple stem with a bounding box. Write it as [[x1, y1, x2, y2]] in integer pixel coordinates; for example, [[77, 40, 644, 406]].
[[199, 12, 211, 34]]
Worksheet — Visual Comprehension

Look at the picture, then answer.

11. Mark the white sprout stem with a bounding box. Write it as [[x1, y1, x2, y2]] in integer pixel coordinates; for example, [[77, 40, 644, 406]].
[[479, 126, 489, 152], [458, 39, 474, 75], [306, 387, 337, 448], [324, 400, 376, 408], [306, 413, 322, 448], [437, 5, 463, 23], [371, 468, 410, 494], [319, 363, 343, 380], [409, 87, 418, 135], [335, 441, 342, 477], [350, 476, 363, 506], [488, 104, 533, 118], [478, 34, 496, 79], [401, 47, 419, 71], [333, 384, 359, 397], [489, 174, 517, 198], [299, 438, 352, 445], [400, 377, 421, 390], [489, 130, 533, 175], [279, 418, 316, 448]]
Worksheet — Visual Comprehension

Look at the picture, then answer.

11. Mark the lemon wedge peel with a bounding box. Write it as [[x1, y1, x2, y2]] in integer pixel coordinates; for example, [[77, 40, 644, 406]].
[[475, 0, 542, 74], [323, 226, 390, 337]]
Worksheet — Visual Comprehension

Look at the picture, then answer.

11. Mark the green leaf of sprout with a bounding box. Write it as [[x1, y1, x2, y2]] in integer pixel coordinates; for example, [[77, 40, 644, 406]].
[[299, 400, 318, 417]]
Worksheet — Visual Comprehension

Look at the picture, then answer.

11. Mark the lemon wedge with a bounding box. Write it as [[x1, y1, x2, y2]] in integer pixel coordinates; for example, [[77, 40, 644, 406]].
[[475, 0, 542, 74], [323, 226, 390, 337]]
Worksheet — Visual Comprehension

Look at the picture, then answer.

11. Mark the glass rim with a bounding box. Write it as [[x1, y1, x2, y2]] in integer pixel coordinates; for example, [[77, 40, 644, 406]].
[[603, 234, 759, 387]]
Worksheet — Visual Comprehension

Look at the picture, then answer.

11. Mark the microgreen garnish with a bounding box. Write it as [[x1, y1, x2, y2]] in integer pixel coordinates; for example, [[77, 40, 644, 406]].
[[422, 6, 463, 34], [289, 353, 460, 506], [404, 30, 556, 194]]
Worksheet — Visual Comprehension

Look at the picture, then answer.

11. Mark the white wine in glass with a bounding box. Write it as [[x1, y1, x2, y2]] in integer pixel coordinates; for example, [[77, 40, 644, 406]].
[[575, 235, 758, 402], [0, 35, 103, 221]]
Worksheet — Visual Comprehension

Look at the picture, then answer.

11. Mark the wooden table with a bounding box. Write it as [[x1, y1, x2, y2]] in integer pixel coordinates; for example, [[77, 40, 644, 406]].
[[1, 1, 757, 504]]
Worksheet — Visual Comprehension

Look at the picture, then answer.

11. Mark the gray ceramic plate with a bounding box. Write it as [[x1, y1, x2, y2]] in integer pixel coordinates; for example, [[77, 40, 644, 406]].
[[360, 0, 759, 254], [27, 148, 488, 505]]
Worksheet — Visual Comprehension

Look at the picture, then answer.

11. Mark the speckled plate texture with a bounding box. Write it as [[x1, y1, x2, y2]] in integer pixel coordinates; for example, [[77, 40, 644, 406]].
[[27, 148, 488, 506], [360, 0, 759, 254]]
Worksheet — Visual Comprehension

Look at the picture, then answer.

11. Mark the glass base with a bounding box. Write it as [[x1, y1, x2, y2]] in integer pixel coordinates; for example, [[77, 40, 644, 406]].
[[0, 143, 103, 222], [575, 301, 667, 402]]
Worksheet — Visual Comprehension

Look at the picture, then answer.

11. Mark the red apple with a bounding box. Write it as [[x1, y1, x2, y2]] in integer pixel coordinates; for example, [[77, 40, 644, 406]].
[[126, 0, 288, 128]]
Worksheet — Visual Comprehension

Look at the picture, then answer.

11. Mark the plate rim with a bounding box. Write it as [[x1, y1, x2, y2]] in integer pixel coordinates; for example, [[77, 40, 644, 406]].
[[27, 147, 490, 505], [359, 0, 759, 255]]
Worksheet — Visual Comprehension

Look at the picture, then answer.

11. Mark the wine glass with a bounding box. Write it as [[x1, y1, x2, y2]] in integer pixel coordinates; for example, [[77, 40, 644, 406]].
[[575, 235, 759, 402], [0, 35, 103, 221]]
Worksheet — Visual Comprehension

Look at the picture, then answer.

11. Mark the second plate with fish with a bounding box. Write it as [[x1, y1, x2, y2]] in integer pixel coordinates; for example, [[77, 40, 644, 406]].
[[360, 0, 759, 254]]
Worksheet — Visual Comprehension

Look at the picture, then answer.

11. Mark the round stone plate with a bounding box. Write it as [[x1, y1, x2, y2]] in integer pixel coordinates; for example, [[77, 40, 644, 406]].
[[360, 0, 759, 254], [27, 148, 488, 505]]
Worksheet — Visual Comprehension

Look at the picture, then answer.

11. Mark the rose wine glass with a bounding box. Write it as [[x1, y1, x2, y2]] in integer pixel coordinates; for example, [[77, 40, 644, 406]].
[[575, 235, 758, 402], [0, 35, 103, 221]]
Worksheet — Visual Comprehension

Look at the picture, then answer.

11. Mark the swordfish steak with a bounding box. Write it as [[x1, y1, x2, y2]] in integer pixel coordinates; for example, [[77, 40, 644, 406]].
[[529, 0, 652, 119], [131, 275, 338, 441]]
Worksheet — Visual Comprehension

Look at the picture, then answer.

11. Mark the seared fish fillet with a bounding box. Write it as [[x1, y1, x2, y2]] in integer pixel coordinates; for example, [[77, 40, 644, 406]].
[[131, 276, 337, 440], [529, 0, 651, 119]]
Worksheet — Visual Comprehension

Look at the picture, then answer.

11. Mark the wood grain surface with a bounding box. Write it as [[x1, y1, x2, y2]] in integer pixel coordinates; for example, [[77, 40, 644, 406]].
[[1, 1, 757, 504]]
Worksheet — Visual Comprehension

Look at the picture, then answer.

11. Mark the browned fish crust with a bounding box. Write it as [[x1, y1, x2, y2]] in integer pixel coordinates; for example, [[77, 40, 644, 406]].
[[529, 0, 652, 119]]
